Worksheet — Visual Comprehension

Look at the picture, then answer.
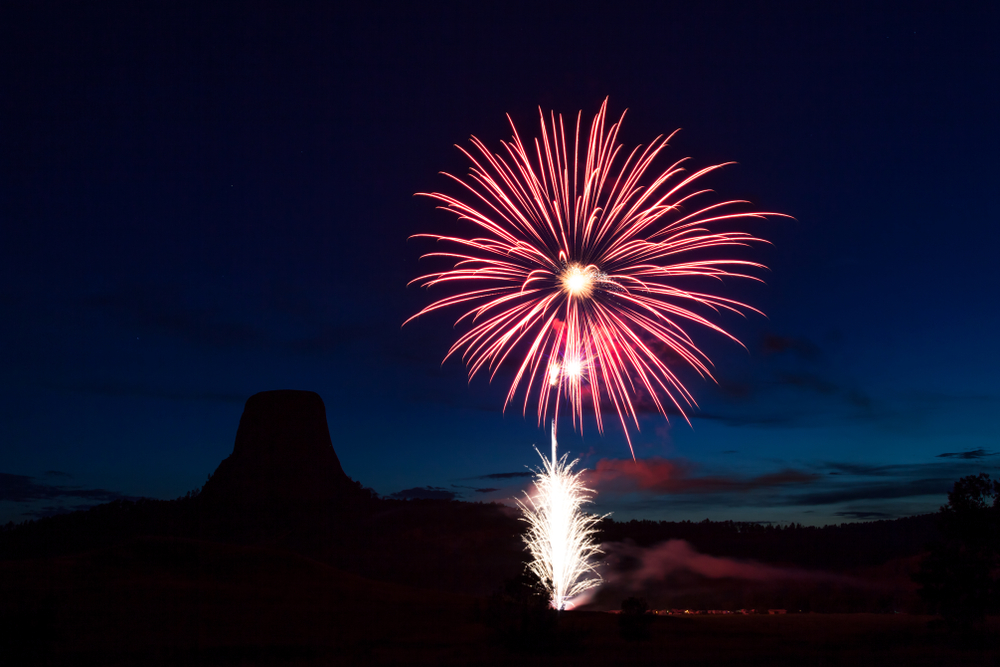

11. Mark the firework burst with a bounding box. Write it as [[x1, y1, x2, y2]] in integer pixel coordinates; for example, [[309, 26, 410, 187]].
[[407, 99, 785, 455], [518, 422, 603, 610]]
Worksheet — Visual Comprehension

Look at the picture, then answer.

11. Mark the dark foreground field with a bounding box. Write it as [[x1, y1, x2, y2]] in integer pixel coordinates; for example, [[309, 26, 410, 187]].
[[3, 535, 999, 667]]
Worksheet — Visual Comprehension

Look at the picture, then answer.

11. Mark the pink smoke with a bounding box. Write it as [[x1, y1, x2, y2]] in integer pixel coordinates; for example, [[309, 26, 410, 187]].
[[602, 539, 859, 590]]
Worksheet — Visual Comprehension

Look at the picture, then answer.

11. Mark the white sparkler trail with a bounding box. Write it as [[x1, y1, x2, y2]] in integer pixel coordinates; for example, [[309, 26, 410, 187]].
[[518, 422, 604, 610]]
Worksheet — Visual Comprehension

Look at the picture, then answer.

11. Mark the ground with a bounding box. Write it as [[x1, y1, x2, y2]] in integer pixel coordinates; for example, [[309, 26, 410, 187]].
[[2, 536, 1000, 666]]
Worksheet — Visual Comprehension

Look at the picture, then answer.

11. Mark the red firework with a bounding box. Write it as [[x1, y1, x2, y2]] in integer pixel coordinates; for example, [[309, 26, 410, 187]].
[[407, 100, 785, 457]]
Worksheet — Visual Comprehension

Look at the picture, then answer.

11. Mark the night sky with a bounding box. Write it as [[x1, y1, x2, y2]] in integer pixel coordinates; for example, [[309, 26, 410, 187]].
[[2, 1, 998, 526]]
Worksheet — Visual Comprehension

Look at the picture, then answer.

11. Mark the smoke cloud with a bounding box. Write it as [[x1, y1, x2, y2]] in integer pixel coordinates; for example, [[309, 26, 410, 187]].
[[601, 539, 858, 591]]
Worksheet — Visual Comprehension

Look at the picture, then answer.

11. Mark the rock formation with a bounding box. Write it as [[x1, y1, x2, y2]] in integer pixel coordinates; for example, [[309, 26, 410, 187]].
[[199, 390, 362, 539]]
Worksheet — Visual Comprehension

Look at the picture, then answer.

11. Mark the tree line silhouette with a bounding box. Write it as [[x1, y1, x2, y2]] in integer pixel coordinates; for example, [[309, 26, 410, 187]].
[[8, 476, 1000, 627], [2, 486, 937, 573]]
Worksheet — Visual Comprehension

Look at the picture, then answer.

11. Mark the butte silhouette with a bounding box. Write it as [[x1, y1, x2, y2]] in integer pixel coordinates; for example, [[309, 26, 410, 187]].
[[198, 390, 367, 543]]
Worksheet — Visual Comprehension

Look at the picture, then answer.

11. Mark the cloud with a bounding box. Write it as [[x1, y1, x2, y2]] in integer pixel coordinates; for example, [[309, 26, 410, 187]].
[[937, 448, 994, 459], [0, 472, 130, 504], [584, 457, 819, 496], [388, 486, 457, 500], [450, 483, 501, 494], [639, 370, 874, 430], [580, 451, 997, 519], [819, 456, 1000, 484], [823, 462, 903, 477], [692, 410, 806, 428], [776, 372, 839, 396], [760, 334, 822, 361], [772, 373, 876, 415], [690, 373, 972, 433], [833, 511, 895, 520], [472, 471, 533, 480], [788, 478, 953, 506]]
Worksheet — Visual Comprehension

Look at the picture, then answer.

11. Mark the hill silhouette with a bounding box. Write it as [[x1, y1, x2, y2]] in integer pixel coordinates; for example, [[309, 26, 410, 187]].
[[0, 390, 940, 594], [0, 391, 940, 589], [0, 390, 527, 596], [0, 390, 976, 664]]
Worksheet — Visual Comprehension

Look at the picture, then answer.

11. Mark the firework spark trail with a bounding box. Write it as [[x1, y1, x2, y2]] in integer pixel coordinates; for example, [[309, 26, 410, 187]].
[[406, 99, 787, 456], [517, 422, 603, 610]]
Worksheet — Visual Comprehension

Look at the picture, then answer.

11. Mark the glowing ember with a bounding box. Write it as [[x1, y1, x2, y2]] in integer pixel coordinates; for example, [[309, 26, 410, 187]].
[[518, 422, 603, 610]]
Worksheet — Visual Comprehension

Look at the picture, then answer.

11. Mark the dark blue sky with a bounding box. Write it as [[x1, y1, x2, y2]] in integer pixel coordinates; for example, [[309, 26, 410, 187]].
[[2, 1, 998, 525]]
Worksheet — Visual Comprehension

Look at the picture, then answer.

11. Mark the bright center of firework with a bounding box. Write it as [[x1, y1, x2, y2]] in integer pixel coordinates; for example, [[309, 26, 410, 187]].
[[561, 263, 594, 298], [564, 358, 584, 380]]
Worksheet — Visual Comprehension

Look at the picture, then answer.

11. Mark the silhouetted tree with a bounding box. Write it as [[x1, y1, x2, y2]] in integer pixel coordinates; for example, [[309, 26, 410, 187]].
[[914, 473, 1000, 630], [0, 594, 57, 663], [618, 596, 652, 641], [483, 572, 564, 652]]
